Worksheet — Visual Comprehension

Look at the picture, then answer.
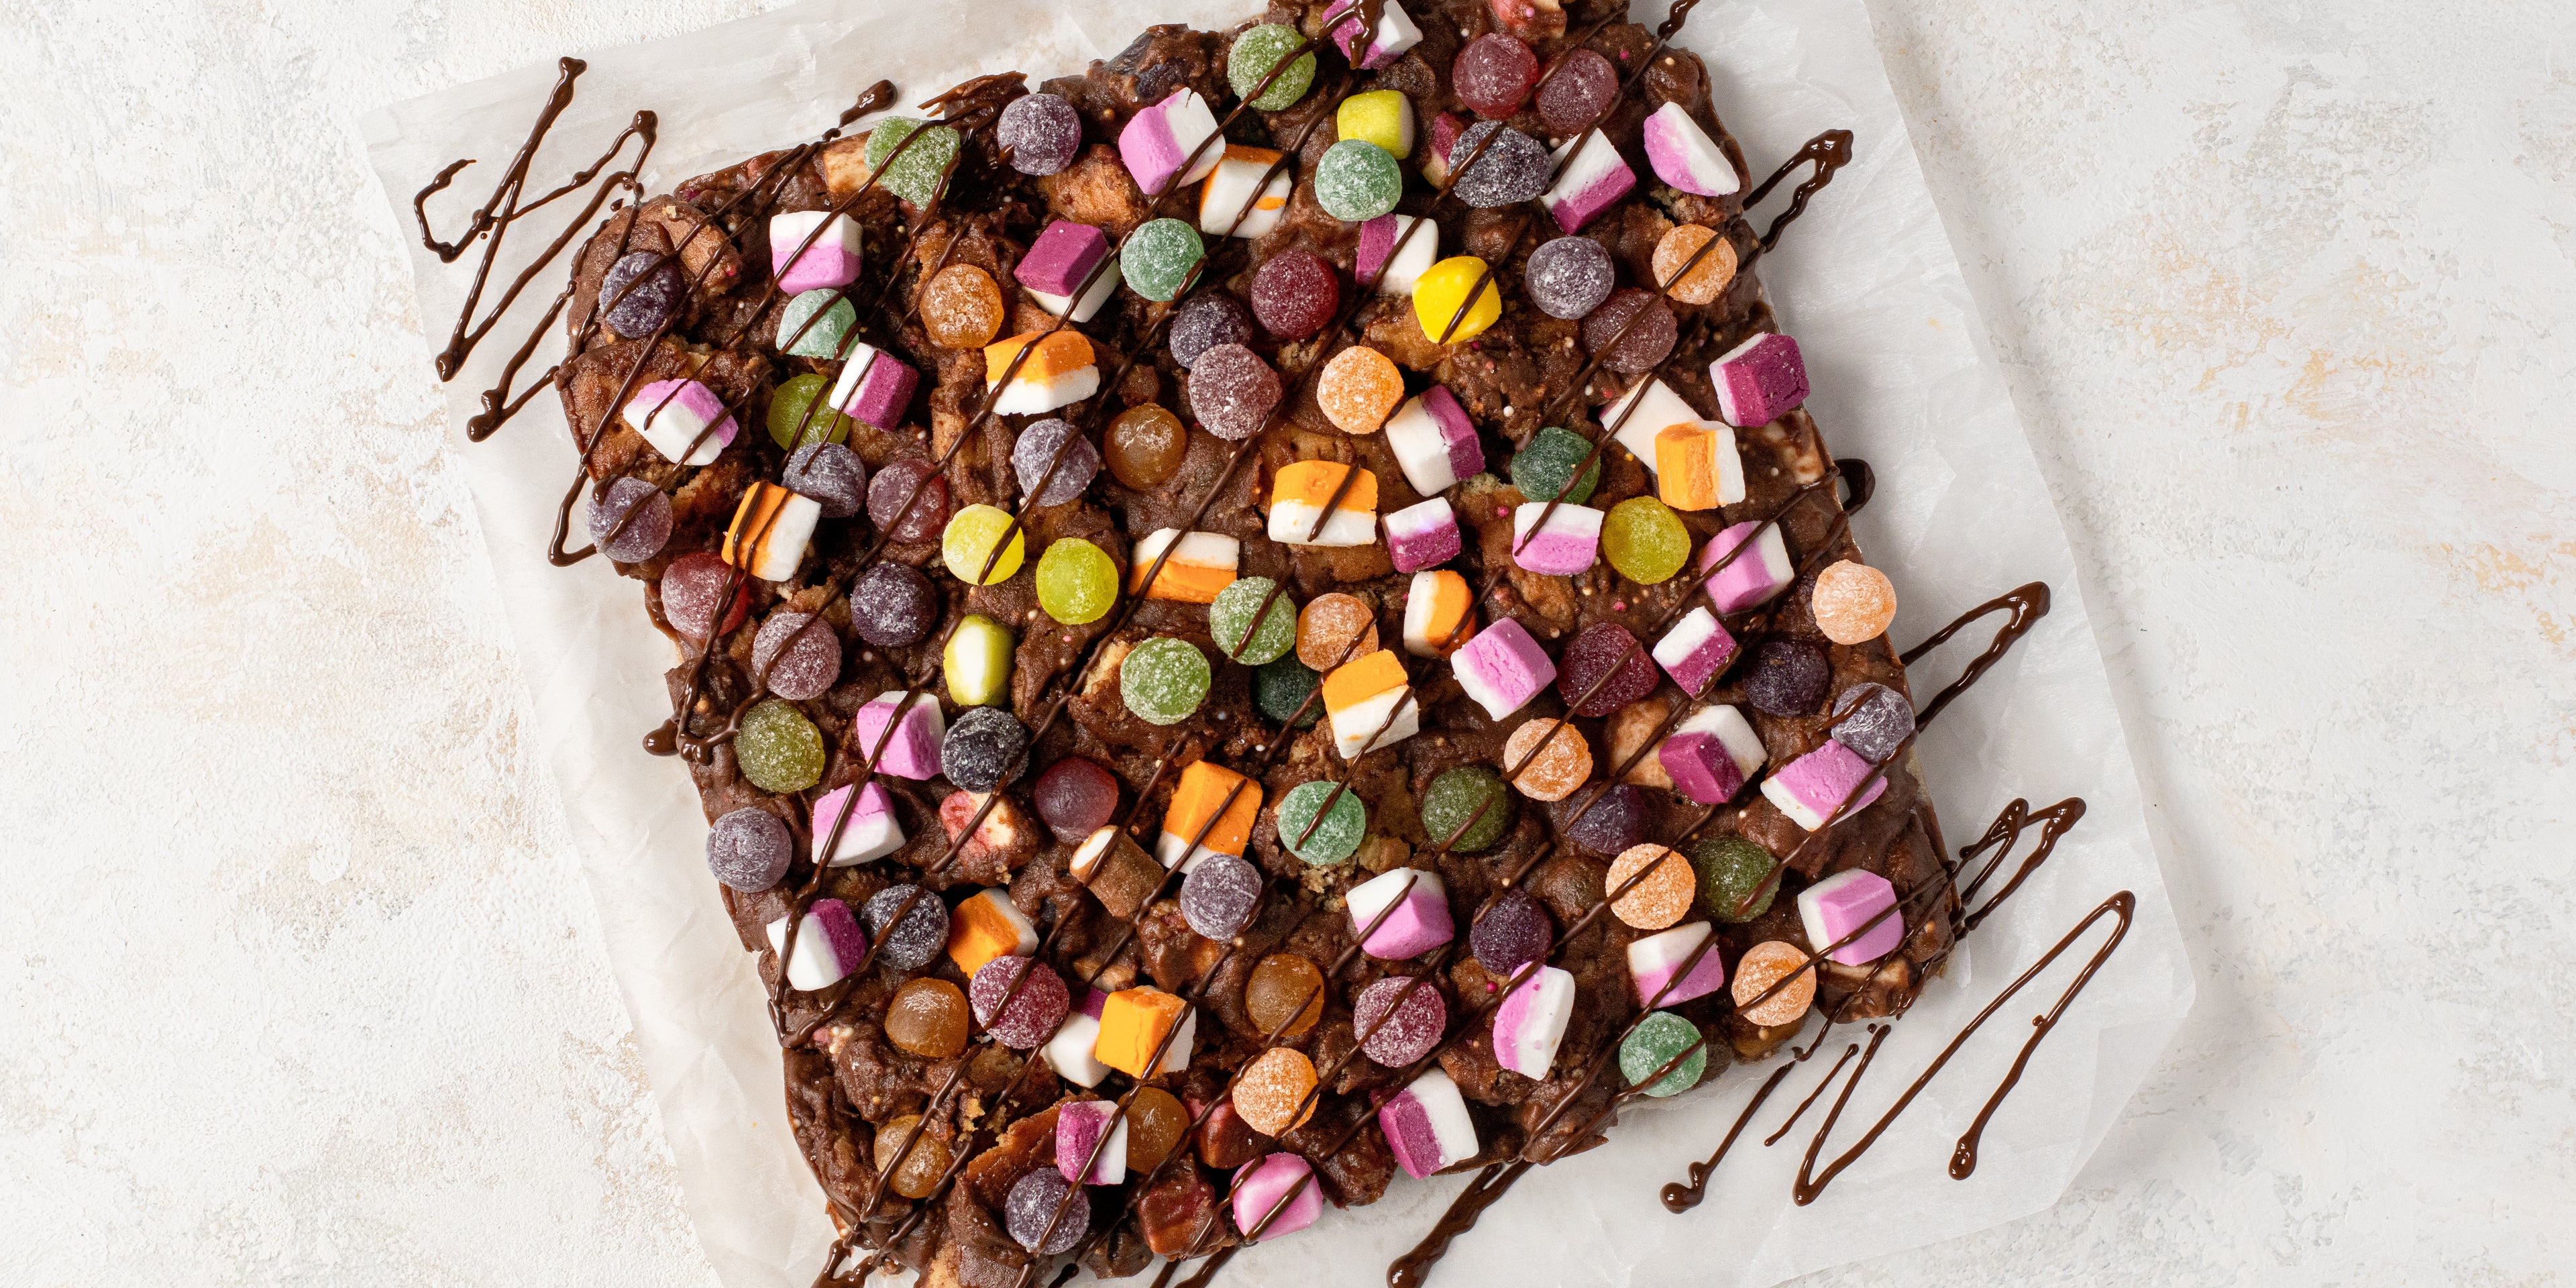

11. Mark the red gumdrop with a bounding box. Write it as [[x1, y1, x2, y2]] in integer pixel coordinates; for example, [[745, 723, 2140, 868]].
[[1033, 757, 1121, 843], [1557, 621, 1659, 716], [1249, 250, 1341, 342], [1453, 34, 1539, 119], [1535, 49, 1618, 138], [661, 551, 749, 639], [867, 458, 951, 543]]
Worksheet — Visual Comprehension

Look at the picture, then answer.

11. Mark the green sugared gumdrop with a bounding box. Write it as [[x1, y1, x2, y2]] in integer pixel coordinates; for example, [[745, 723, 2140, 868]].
[[1252, 655, 1321, 728], [1120, 637, 1210, 726], [1036, 538, 1118, 625], [1421, 765, 1511, 853], [1603, 496, 1689, 584], [1277, 779, 1366, 866], [767, 372, 854, 449], [736, 698, 824, 793], [1314, 140, 1403, 222], [863, 118, 963, 207], [779, 290, 859, 360], [1509, 426, 1601, 505], [1693, 837, 1778, 922], [944, 613, 1015, 707], [1210, 577, 1297, 665], [1120, 219, 1205, 303], [942, 504, 1026, 585], [1228, 24, 1317, 111], [1619, 1011, 1707, 1097]]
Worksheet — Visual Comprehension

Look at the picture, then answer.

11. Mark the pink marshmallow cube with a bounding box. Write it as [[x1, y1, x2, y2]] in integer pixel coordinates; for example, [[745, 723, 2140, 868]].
[[1015, 220, 1110, 298], [1377, 1068, 1479, 1179], [769, 209, 863, 294], [1541, 132, 1635, 235], [1699, 521, 1794, 612], [1449, 616, 1556, 720], [1796, 869, 1904, 965], [826, 341, 918, 432], [1659, 731, 1746, 806], [1055, 1098, 1130, 1185], [1651, 606, 1738, 695], [1709, 332, 1811, 429], [1231, 1152, 1322, 1242], [1322, 0, 1423, 68], [810, 780, 905, 865], [1383, 384, 1484, 496], [1511, 502, 1601, 576], [1760, 739, 1888, 831], [623, 378, 736, 468], [764, 898, 869, 991], [851, 691, 945, 780], [1422, 112, 1468, 186], [1118, 89, 1222, 197], [1346, 867, 1453, 959], [1642, 102, 1741, 198], [1384, 498, 1461, 573], [1625, 922, 1728, 1007], [1492, 963, 1574, 1079]]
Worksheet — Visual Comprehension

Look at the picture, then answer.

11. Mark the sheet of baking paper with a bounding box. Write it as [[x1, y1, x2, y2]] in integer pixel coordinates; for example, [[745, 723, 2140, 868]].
[[364, 0, 2193, 1282]]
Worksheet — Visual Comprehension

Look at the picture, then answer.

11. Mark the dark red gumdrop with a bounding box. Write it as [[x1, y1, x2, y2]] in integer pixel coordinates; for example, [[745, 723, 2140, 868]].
[[660, 551, 750, 639], [1742, 638, 1831, 716], [1033, 757, 1120, 842], [1470, 889, 1552, 975], [1558, 781, 1644, 857], [1453, 34, 1539, 119], [1558, 621, 1659, 717], [1535, 49, 1619, 138], [1249, 250, 1340, 342], [867, 458, 951, 543], [1580, 288, 1678, 374]]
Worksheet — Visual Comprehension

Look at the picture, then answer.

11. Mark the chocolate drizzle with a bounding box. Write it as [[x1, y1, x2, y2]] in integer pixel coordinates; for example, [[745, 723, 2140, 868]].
[[1387, 1161, 1536, 1288], [1656, 1063, 1794, 1214], [1900, 581, 2049, 729]]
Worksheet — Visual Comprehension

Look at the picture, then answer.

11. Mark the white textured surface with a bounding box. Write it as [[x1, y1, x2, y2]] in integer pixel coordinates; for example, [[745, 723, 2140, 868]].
[[2, 3, 2569, 1287]]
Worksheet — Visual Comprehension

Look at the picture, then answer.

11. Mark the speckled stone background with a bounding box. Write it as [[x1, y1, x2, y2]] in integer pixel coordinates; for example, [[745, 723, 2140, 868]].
[[3, 0, 2569, 1283]]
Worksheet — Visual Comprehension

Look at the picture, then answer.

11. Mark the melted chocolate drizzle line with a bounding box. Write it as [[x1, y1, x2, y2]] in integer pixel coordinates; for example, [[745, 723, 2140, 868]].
[[1385, 1161, 1536, 1288], [1834, 456, 1874, 515], [1760, 1037, 1866, 1148], [1954, 797, 2086, 935], [1898, 581, 2049, 729], [1743, 129, 1854, 258], [1656, 1063, 1794, 1214], [1793, 892, 2135, 1201]]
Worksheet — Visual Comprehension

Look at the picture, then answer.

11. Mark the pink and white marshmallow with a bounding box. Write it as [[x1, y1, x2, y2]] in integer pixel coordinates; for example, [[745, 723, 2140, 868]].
[[811, 780, 905, 865], [1346, 867, 1453, 959], [826, 341, 919, 432], [1798, 869, 1905, 965], [1231, 1152, 1322, 1241], [1377, 1068, 1479, 1179], [1541, 131, 1635, 235], [1709, 332, 1811, 429], [624, 379, 736, 467], [1603, 376, 1701, 472], [1512, 502, 1602, 576], [1625, 921, 1729, 1007], [1492, 963, 1575, 1079], [1384, 384, 1484, 495], [1642, 102, 1741, 198], [1699, 521, 1794, 612], [1118, 89, 1223, 197], [1384, 498, 1461, 574], [1055, 1098, 1131, 1185], [1356, 213, 1438, 296], [1045, 989, 1113, 1088], [1762, 739, 1888, 830], [851, 691, 945, 780], [763, 898, 868, 991], [1322, 0, 1424, 69], [1657, 702, 1765, 805], [1015, 220, 1122, 322], [1449, 616, 1556, 720], [1652, 606, 1739, 696], [768, 209, 863, 294]]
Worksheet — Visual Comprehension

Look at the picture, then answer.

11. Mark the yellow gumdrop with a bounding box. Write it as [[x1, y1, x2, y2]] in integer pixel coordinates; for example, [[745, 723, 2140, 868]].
[[1336, 90, 1415, 159], [1412, 256, 1502, 345]]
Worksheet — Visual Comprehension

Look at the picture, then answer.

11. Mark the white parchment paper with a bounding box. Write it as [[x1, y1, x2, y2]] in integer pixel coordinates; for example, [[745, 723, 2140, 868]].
[[363, 0, 2194, 1283]]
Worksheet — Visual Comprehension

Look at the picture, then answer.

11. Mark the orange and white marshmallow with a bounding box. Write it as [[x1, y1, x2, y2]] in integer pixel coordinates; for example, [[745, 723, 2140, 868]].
[[1602, 376, 1699, 473], [1157, 760, 1263, 871], [1322, 649, 1419, 759], [984, 330, 1099, 415], [1401, 570, 1476, 657], [723, 481, 820, 582], [1128, 529, 1239, 603], [946, 886, 1038, 978], [1653, 422, 1746, 511], [1267, 461, 1379, 547], [1199, 144, 1295, 239]]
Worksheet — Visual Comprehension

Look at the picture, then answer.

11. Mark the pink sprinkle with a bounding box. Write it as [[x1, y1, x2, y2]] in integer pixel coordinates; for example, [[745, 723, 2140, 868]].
[[1619, 49, 1631, 60], [1495, 506, 1509, 518], [1611, 600, 1627, 611]]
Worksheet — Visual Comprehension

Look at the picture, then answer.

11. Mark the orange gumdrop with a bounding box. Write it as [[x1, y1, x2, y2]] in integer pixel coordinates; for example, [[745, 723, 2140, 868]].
[[1606, 843, 1695, 930], [922, 264, 1005, 348], [1503, 718, 1594, 802], [1297, 592, 1379, 671], [1651, 224, 1739, 306], [1316, 345, 1405, 434], [1732, 941, 1817, 1026], [1810, 559, 1896, 645], [1230, 1047, 1319, 1136]]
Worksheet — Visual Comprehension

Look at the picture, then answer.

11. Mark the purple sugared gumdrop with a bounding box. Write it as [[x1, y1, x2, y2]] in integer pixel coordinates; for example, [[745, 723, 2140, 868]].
[[861, 883, 949, 971], [1352, 975, 1446, 1066], [998, 93, 1082, 176], [1004, 1166, 1087, 1253], [1741, 638, 1829, 716], [970, 954, 1071, 1049], [849, 561, 936, 648], [706, 807, 792, 892], [588, 476, 672, 563], [1470, 888, 1553, 976], [1557, 622, 1658, 718], [1179, 851, 1264, 941], [750, 610, 842, 700]]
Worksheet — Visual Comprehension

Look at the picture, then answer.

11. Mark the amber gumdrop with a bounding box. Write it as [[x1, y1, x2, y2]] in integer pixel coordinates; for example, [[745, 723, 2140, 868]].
[[1244, 953, 1326, 1039], [885, 977, 970, 1058], [1126, 1086, 1187, 1172], [873, 1114, 953, 1199], [1106, 405, 1189, 490], [922, 264, 1006, 349]]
